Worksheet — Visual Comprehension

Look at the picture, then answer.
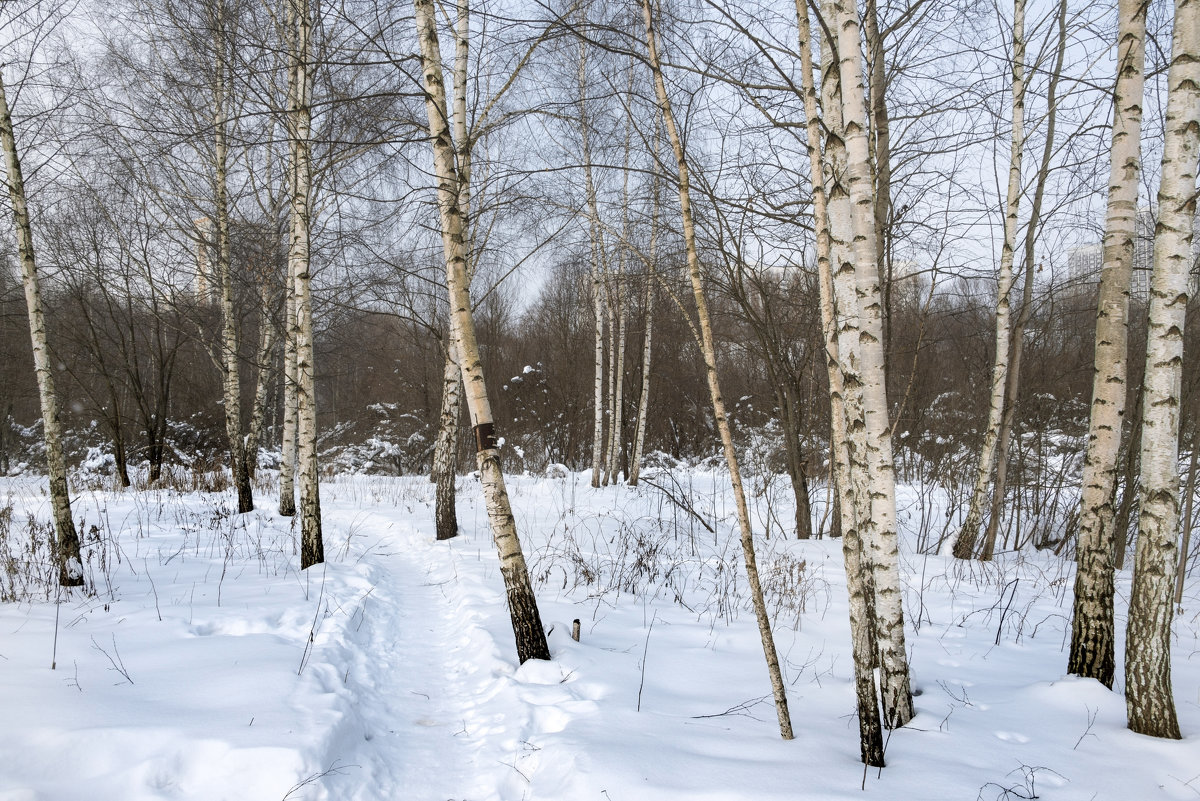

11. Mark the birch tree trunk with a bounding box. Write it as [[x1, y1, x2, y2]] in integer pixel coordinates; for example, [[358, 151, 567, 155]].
[[1113, 385, 1144, 570], [982, 0, 1069, 562], [796, 0, 883, 763], [289, 0, 323, 568], [245, 282, 279, 482], [603, 281, 617, 485], [0, 70, 83, 587], [432, 349, 462, 540], [953, 0, 1026, 560], [642, 0, 793, 740], [579, 38, 606, 490], [605, 98, 635, 485], [415, 0, 550, 663], [863, 0, 893, 358], [431, 0, 472, 542], [1125, 0, 1199, 739], [1175, 445, 1198, 607], [279, 235, 298, 517], [826, 0, 915, 729], [211, 5, 254, 515], [628, 172, 658, 487], [1068, 0, 1145, 687]]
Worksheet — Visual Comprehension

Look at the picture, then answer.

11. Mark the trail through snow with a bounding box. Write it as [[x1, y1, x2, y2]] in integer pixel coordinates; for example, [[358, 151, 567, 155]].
[[313, 509, 593, 801]]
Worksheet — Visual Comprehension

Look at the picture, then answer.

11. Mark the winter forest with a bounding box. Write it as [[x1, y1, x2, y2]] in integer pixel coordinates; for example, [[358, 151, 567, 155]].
[[0, 0, 1198, 796]]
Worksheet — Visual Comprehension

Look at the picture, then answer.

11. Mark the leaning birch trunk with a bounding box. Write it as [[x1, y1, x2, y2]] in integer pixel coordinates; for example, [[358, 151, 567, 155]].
[[578, 38, 606, 490], [796, 0, 883, 763], [642, 0, 793, 740], [0, 71, 83, 587], [289, 0, 323, 568], [953, 0, 1026, 560], [628, 171, 658, 487], [212, 17, 254, 515], [1125, 0, 1199, 739], [982, 0, 1069, 561], [827, 0, 915, 728], [415, 0, 549, 663]]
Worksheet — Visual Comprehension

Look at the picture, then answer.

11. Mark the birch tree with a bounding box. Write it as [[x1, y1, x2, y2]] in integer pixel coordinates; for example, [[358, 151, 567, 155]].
[[0, 68, 83, 587], [209, 0, 255, 514], [414, 0, 549, 663], [1068, 0, 1145, 688], [430, 0, 471, 542], [288, 0, 323, 568], [823, 0, 915, 729], [578, 33, 607, 490], [796, 0, 884, 763], [980, 0, 1069, 561], [641, 0, 793, 740], [627, 170, 658, 487], [953, 0, 1027, 560], [1125, 0, 1199, 740]]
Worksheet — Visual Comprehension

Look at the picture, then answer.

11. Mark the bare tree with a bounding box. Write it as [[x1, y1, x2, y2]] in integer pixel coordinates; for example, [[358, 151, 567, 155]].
[[642, 0, 793, 740], [822, 0, 915, 729], [1124, 0, 1199, 741], [1068, 0, 1146, 689], [953, 0, 1027, 560], [288, 0, 323, 568], [414, 0, 549, 663], [0, 66, 83, 586], [797, 0, 884, 763]]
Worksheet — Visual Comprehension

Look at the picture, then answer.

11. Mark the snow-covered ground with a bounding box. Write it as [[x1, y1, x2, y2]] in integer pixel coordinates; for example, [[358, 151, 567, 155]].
[[1, 469, 1199, 800]]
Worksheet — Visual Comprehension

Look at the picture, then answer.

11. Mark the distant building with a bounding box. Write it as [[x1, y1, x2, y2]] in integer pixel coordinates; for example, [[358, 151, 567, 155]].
[[1067, 208, 1199, 299]]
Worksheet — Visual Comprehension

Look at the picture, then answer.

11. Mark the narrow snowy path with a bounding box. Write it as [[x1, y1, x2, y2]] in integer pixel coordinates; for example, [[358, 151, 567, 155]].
[[311, 508, 580, 801]]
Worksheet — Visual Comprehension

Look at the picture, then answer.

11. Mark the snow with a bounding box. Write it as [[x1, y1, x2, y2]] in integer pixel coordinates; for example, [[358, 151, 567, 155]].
[[1, 470, 1199, 800]]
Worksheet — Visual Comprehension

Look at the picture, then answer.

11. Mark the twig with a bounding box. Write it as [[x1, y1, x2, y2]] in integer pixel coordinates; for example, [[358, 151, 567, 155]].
[[144, 558, 162, 622], [639, 477, 715, 534], [995, 578, 1020, 646], [637, 612, 657, 712], [90, 634, 134, 685], [690, 694, 769, 720], [51, 582, 62, 670], [281, 761, 356, 800], [298, 564, 328, 676], [1073, 705, 1098, 750]]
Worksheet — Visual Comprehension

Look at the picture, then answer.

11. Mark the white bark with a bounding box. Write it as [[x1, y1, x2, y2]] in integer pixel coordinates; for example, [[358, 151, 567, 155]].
[[1125, 0, 1198, 739], [628, 171, 659, 487], [954, 0, 1026, 560], [430, 0, 472, 542], [579, 38, 606, 489], [984, 0, 1069, 561], [211, 3, 253, 515], [245, 281, 279, 480], [799, 0, 884, 765], [279, 229, 298, 516], [1069, 0, 1146, 689], [415, 0, 549, 663], [0, 70, 82, 587], [825, 0, 915, 730], [642, 0, 793, 740], [288, 0, 322, 568]]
